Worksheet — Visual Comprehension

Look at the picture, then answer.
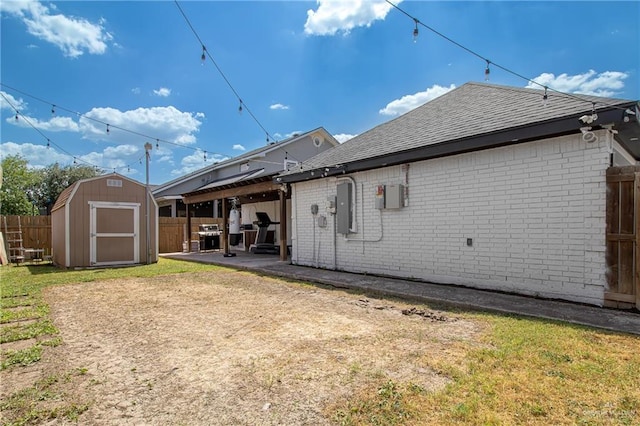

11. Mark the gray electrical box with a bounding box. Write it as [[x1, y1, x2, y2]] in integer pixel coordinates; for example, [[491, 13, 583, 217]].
[[385, 184, 405, 209], [337, 182, 352, 234]]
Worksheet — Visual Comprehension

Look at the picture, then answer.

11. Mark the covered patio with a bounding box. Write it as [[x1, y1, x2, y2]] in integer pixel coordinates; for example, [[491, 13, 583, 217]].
[[182, 174, 290, 261]]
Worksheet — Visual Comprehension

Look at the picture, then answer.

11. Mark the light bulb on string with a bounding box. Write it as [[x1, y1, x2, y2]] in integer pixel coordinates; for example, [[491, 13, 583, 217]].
[[412, 19, 419, 43], [484, 60, 491, 81], [201, 45, 206, 64], [156, 139, 159, 149], [51, 105, 56, 115], [127, 165, 130, 173], [15, 111, 18, 121], [73, 157, 77, 165], [106, 124, 110, 134], [203, 151, 207, 162], [238, 100, 243, 114], [542, 87, 548, 107], [46, 139, 50, 149]]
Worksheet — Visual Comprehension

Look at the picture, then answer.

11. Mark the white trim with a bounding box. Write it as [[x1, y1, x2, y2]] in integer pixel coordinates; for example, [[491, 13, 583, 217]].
[[612, 140, 636, 166], [89, 201, 140, 266]]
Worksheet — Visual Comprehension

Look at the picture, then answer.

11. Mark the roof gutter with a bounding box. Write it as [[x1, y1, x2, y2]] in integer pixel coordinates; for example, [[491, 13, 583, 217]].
[[277, 104, 636, 184]]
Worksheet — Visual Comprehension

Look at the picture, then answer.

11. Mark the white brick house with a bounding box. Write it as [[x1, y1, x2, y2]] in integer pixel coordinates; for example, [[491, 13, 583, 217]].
[[278, 83, 640, 307]]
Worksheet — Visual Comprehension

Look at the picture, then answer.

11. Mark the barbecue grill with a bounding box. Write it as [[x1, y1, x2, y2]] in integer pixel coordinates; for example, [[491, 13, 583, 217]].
[[198, 224, 222, 251]]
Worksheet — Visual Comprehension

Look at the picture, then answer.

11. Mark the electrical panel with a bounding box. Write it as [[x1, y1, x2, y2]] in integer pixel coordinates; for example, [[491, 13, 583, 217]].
[[386, 184, 405, 209], [337, 182, 352, 234]]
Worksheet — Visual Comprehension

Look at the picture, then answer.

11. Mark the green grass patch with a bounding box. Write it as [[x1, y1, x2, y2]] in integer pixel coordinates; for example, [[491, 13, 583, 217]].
[[0, 370, 90, 425], [1, 258, 220, 298], [330, 314, 639, 425]]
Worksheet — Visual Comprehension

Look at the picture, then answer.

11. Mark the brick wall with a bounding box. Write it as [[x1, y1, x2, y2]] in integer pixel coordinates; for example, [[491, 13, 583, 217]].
[[291, 131, 612, 305]]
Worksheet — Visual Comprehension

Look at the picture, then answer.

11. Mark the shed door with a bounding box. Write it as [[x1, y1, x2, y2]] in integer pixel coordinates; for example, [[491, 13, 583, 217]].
[[89, 202, 140, 266], [605, 168, 640, 309]]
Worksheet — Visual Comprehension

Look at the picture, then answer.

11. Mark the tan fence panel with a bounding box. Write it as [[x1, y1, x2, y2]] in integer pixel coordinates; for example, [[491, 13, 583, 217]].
[[1, 215, 51, 252], [158, 217, 223, 253], [2, 215, 224, 256]]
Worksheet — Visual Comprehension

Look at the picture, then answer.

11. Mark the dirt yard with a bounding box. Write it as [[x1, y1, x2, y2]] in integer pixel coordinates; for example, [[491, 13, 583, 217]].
[[2, 270, 482, 425]]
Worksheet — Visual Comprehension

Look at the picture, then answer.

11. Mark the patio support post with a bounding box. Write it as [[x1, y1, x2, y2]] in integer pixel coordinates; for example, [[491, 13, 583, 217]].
[[222, 197, 230, 255], [186, 203, 191, 253], [279, 186, 287, 261]]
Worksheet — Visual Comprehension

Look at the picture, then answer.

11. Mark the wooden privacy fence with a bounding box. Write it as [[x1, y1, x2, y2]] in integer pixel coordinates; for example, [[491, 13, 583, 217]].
[[2, 215, 224, 256], [605, 166, 640, 310], [158, 217, 224, 253], [2, 215, 51, 251]]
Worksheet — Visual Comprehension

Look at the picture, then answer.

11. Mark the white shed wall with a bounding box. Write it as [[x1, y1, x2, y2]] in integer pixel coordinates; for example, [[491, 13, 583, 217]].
[[291, 131, 613, 305]]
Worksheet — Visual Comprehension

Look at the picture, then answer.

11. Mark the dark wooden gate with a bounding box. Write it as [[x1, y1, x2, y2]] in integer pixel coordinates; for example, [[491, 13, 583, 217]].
[[606, 167, 640, 309]]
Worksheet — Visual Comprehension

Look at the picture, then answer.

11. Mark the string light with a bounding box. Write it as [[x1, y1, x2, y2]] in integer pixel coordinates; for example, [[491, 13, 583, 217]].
[[542, 87, 548, 107], [156, 139, 159, 149], [412, 18, 419, 43], [51, 105, 56, 115], [484, 60, 491, 81], [15, 111, 18, 121], [203, 151, 207, 161], [73, 157, 77, 165], [46, 139, 50, 148], [106, 124, 110, 134], [238, 100, 243, 114], [385, 0, 630, 113], [201, 45, 206, 64]]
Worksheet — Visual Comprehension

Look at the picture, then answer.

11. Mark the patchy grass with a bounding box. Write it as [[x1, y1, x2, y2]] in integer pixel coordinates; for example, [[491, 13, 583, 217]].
[[0, 369, 90, 425], [0, 258, 220, 371], [2, 258, 639, 424], [333, 314, 640, 425], [1, 259, 221, 423]]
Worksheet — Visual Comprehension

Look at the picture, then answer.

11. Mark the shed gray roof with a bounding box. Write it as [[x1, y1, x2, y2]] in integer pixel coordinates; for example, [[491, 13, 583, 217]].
[[280, 82, 637, 182]]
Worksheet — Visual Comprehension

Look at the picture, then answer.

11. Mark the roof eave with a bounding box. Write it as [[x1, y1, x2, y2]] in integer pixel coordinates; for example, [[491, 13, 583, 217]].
[[279, 104, 636, 184]]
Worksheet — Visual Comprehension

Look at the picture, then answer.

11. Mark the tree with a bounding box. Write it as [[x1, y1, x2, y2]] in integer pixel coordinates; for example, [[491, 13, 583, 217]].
[[31, 163, 100, 214], [0, 155, 38, 215]]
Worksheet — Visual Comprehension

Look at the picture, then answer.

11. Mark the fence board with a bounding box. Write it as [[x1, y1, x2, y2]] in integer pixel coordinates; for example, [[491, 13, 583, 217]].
[[1, 215, 51, 252], [1, 215, 224, 256], [158, 217, 223, 253]]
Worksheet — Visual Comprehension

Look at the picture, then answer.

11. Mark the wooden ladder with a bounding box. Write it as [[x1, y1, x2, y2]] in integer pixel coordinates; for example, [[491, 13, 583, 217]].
[[3, 216, 25, 264]]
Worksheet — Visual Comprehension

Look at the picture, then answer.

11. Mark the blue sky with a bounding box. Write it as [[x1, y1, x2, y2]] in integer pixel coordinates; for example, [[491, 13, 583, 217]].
[[1, 0, 638, 185]]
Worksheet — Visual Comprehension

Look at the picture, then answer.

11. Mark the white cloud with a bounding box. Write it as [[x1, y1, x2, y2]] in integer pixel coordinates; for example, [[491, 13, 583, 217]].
[[304, 0, 400, 36], [0, 91, 28, 111], [78, 106, 204, 145], [333, 133, 357, 143], [0, 141, 71, 167], [131, 87, 141, 95], [9, 115, 79, 132], [526, 70, 629, 97], [170, 150, 228, 177], [102, 144, 139, 158], [270, 103, 289, 110], [0, 141, 143, 175], [153, 87, 171, 97], [0, 0, 113, 57], [379, 84, 456, 116], [233, 144, 246, 151]]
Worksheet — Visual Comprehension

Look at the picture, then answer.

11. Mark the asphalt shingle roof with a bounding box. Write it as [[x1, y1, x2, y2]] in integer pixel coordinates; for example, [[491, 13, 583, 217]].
[[286, 82, 631, 174]]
